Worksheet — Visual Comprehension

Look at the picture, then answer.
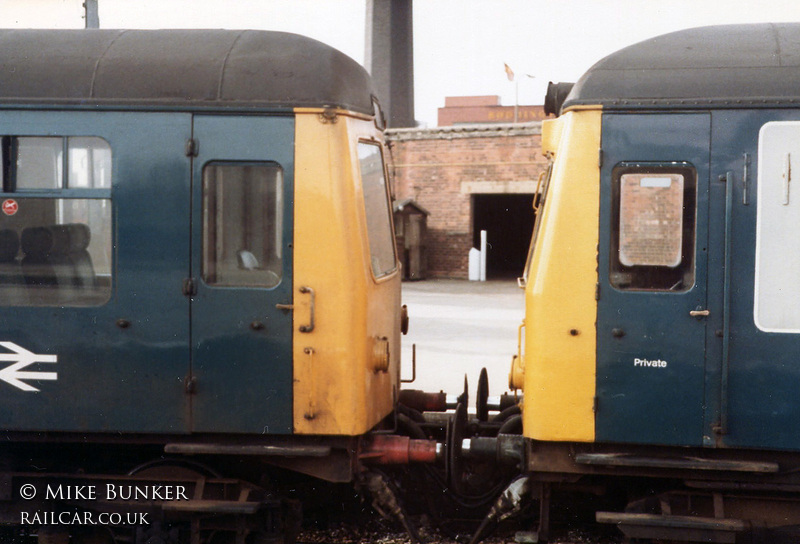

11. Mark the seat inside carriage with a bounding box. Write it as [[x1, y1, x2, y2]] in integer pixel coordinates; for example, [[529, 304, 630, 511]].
[[0, 223, 99, 305], [0, 229, 21, 291]]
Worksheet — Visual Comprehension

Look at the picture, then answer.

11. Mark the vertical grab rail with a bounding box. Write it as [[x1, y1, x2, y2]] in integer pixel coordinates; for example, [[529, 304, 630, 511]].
[[718, 171, 735, 437], [298, 286, 315, 333]]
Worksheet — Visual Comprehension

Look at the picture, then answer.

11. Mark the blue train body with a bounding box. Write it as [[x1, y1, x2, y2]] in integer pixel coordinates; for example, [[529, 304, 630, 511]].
[[0, 29, 412, 544]]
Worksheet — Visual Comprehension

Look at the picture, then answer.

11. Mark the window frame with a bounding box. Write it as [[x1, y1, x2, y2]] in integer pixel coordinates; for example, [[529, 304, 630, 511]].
[[754, 121, 800, 332], [0, 135, 113, 307], [522, 158, 554, 284], [609, 162, 698, 292], [200, 160, 285, 289], [356, 139, 398, 280]]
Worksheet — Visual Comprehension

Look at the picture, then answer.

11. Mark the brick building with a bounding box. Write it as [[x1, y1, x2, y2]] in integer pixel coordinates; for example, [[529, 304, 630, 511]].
[[386, 121, 547, 279], [438, 95, 548, 126]]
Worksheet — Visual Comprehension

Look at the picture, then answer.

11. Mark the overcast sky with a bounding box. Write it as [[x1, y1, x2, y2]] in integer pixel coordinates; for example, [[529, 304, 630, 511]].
[[4, 0, 800, 126]]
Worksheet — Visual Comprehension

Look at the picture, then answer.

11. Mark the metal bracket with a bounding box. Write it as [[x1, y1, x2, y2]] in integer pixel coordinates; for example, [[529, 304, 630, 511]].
[[401, 344, 417, 384], [303, 347, 316, 420], [318, 108, 338, 124], [182, 277, 197, 297], [184, 375, 197, 395], [185, 138, 199, 157]]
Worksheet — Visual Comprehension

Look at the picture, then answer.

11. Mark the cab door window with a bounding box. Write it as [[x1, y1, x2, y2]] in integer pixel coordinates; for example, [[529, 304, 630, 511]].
[[610, 163, 697, 291], [202, 162, 283, 288]]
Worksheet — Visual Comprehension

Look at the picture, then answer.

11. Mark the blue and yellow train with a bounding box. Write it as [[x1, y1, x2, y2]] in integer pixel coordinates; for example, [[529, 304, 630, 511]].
[[7, 22, 800, 544], [497, 22, 800, 543], [0, 29, 429, 544]]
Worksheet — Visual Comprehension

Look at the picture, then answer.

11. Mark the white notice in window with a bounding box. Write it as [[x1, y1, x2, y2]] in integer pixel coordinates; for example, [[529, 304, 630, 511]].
[[619, 173, 684, 267]]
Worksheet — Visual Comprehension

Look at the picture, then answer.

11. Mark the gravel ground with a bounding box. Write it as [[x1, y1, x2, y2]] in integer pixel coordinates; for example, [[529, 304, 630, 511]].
[[298, 522, 622, 544], [296, 502, 624, 544]]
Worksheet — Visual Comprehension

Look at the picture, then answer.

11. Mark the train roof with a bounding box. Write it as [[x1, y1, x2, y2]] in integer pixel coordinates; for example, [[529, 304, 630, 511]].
[[563, 23, 800, 110], [0, 29, 376, 113]]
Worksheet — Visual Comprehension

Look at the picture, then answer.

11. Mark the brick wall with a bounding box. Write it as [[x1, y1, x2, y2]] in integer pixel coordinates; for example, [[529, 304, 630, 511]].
[[386, 122, 547, 278]]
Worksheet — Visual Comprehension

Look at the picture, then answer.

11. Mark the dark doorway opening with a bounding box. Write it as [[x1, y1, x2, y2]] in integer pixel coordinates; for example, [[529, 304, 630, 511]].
[[472, 194, 535, 279]]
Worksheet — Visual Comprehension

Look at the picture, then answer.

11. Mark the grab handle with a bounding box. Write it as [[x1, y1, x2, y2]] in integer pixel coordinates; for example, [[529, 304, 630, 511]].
[[299, 286, 315, 333]]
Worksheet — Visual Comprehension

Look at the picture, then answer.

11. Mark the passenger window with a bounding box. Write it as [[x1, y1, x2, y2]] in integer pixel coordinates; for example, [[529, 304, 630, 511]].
[[0, 136, 112, 306], [202, 162, 283, 288], [357, 142, 397, 278], [68, 137, 112, 189], [609, 164, 696, 291], [755, 121, 800, 331], [15, 138, 63, 190]]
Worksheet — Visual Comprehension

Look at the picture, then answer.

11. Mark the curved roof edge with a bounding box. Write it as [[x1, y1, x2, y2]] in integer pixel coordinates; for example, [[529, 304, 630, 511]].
[[0, 29, 376, 114], [563, 23, 800, 111]]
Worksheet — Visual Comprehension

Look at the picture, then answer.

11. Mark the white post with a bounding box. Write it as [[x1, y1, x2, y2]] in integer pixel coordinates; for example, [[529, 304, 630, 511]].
[[479, 230, 487, 282], [468, 248, 480, 281]]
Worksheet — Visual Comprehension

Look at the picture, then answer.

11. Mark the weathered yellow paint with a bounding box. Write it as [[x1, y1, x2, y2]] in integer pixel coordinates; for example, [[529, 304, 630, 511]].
[[540, 117, 563, 156], [521, 108, 601, 442], [292, 111, 401, 435]]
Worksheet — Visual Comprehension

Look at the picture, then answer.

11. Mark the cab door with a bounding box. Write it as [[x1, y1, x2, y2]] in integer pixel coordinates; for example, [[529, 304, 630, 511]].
[[596, 113, 711, 446], [189, 115, 294, 434]]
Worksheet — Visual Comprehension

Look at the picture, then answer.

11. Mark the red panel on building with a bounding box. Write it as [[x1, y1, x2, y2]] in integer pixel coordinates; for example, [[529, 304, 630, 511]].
[[438, 95, 549, 126]]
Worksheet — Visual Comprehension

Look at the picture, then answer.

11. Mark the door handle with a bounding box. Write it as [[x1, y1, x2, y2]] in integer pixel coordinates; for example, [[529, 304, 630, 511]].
[[275, 286, 315, 333], [689, 309, 710, 317]]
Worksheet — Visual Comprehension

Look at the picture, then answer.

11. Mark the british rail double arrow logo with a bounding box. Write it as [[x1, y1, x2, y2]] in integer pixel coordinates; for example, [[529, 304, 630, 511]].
[[0, 341, 57, 392]]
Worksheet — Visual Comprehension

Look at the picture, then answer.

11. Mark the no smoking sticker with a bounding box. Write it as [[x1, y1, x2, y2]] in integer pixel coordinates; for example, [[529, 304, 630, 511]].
[[2, 199, 18, 216]]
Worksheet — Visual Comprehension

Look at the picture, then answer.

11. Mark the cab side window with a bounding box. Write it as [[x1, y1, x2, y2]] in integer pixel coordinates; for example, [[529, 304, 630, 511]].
[[357, 142, 397, 278], [610, 164, 697, 291]]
